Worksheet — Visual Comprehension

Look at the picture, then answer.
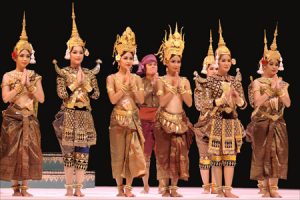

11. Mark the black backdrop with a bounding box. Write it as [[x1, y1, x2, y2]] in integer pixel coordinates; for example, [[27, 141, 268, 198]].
[[0, 0, 299, 189]]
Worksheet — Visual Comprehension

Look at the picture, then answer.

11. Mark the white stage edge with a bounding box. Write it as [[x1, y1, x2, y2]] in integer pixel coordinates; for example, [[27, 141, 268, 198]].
[[0, 187, 299, 200]]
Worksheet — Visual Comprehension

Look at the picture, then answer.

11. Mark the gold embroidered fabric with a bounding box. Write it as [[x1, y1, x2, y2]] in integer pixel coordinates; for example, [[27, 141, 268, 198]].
[[62, 108, 97, 147], [55, 66, 100, 110]]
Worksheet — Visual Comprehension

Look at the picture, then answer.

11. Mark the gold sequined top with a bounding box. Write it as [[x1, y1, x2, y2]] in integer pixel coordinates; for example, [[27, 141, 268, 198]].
[[141, 77, 159, 108], [1, 69, 41, 112], [56, 66, 100, 111], [248, 77, 289, 119]]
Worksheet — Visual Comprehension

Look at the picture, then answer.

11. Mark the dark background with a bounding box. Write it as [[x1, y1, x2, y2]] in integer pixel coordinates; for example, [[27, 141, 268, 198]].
[[1, 0, 299, 189]]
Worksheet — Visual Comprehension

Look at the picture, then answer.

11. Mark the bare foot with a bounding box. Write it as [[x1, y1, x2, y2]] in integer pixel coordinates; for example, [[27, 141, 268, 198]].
[[11, 184, 21, 196], [224, 190, 239, 198], [12, 191, 22, 196], [216, 191, 225, 197], [162, 190, 170, 197], [202, 189, 210, 194], [262, 191, 270, 198], [140, 185, 149, 194], [211, 187, 218, 194], [124, 185, 135, 197], [258, 188, 264, 194], [270, 190, 282, 198], [64, 184, 73, 196], [65, 188, 73, 196], [74, 189, 85, 197], [21, 190, 33, 197], [202, 184, 210, 194], [116, 185, 125, 197], [125, 190, 135, 197], [170, 190, 183, 197], [158, 186, 163, 194]]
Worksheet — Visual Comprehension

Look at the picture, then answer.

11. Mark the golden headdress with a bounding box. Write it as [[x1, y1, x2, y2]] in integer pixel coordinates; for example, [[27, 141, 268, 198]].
[[12, 12, 36, 64], [215, 20, 236, 65], [112, 27, 139, 65], [201, 30, 217, 74], [156, 23, 185, 65], [64, 3, 89, 60], [257, 24, 283, 74]]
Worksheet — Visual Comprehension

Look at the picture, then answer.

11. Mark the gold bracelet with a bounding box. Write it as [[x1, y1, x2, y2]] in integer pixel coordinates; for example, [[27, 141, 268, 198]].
[[27, 85, 37, 93], [276, 89, 286, 97], [186, 89, 192, 95], [14, 84, 24, 94], [131, 85, 138, 92], [178, 87, 185, 94]]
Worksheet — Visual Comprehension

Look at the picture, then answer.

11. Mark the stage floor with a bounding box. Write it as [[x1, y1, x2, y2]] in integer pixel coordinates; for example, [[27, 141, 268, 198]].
[[0, 187, 299, 199]]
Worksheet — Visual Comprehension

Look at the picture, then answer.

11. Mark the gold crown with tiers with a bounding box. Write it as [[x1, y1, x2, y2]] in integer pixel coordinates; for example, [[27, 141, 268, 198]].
[[156, 23, 185, 65], [112, 27, 137, 62]]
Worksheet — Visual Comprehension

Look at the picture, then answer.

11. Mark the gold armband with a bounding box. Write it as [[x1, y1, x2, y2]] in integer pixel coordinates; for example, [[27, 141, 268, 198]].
[[276, 89, 286, 98], [106, 86, 114, 93]]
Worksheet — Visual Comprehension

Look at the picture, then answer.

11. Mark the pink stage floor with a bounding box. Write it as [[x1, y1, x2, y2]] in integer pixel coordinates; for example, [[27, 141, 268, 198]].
[[0, 187, 299, 199]]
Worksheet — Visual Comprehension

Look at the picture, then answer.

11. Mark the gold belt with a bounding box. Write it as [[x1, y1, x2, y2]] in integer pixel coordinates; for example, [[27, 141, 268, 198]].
[[113, 108, 134, 117], [159, 110, 183, 123], [259, 111, 283, 121]]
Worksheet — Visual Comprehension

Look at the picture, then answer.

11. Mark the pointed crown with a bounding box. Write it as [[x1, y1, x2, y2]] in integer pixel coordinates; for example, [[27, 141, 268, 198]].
[[14, 12, 33, 55], [201, 30, 216, 74], [263, 24, 281, 62], [215, 20, 231, 57], [66, 3, 85, 50], [203, 30, 215, 67], [258, 24, 283, 74]]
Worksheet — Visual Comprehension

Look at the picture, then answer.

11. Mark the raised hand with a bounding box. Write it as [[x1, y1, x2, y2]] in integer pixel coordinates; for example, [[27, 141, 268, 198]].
[[230, 86, 240, 99], [172, 72, 180, 88], [270, 75, 278, 89], [21, 69, 27, 85], [80, 68, 85, 83], [76, 67, 83, 85], [124, 68, 131, 86], [276, 77, 283, 90], [25, 71, 31, 87]]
